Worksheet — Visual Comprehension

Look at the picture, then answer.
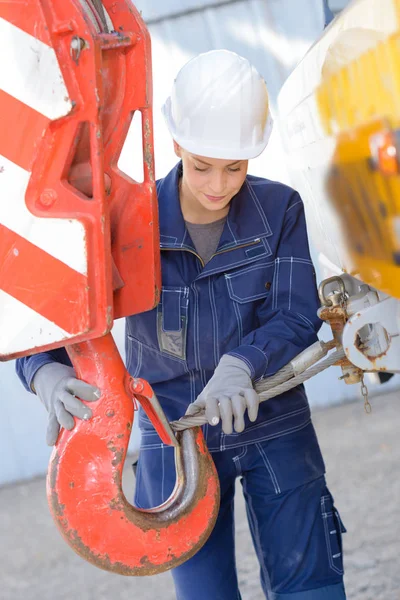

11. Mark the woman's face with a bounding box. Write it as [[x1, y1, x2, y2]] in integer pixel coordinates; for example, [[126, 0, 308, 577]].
[[175, 142, 248, 214]]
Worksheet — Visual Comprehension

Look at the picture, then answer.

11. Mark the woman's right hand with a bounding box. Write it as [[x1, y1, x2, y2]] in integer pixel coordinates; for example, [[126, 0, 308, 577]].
[[32, 363, 101, 446]]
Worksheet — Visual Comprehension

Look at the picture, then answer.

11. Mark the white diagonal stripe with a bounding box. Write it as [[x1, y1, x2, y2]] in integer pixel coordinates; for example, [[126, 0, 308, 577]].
[[0, 290, 72, 356], [0, 17, 72, 120], [0, 154, 87, 275]]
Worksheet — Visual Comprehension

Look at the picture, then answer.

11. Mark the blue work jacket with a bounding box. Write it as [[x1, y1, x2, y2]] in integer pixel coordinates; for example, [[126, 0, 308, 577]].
[[16, 162, 322, 451]]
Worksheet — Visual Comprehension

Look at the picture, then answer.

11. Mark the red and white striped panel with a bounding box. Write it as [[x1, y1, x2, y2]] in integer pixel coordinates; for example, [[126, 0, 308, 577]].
[[0, 13, 89, 357]]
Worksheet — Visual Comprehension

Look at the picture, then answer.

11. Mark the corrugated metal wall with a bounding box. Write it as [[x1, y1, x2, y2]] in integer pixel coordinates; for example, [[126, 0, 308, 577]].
[[1, 0, 358, 485]]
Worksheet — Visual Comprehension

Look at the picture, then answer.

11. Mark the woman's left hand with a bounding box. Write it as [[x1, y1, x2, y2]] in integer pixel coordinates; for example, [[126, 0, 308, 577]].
[[186, 355, 260, 434]]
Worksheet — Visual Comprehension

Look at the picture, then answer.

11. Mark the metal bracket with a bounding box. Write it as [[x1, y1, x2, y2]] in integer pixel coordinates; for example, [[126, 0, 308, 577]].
[[342, 296, 400, 372]]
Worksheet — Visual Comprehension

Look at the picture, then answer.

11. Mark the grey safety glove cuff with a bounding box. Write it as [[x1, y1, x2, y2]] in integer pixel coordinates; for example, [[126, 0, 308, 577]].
[[186, 354, 260, 435], [33, 362, 100, 446]]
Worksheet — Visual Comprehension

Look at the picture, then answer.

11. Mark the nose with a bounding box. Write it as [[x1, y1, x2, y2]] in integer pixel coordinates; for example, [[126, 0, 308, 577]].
[[209, 170, 226, 195]]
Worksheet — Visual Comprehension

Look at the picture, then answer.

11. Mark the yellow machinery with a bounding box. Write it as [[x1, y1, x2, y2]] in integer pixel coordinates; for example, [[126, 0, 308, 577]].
[[278, 0, 400, 376]]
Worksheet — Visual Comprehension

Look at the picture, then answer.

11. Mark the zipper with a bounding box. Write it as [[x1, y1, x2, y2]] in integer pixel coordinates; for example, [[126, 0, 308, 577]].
[[161, 238, 262, 268], [161, 247, 205, 268], [209, 238, 261, 261]]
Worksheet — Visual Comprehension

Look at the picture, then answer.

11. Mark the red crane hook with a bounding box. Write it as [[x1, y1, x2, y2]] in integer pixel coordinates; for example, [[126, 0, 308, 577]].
[[48, 333, 220, 575], [2, 0, 220, 573]]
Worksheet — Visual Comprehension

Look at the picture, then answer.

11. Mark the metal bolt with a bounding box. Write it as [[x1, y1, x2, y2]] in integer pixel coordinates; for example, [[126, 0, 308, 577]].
[[132, 379, 144, 393], [39, 189, 57, 207]]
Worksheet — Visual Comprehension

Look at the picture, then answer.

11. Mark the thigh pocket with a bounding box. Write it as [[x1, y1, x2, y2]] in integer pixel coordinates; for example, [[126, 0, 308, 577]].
[[157, 287, 189, 360], [321, 492, 346, 575]]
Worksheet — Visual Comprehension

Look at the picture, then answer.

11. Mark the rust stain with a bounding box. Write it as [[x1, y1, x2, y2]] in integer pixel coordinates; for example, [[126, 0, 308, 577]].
[[121, 239, 144, 252], [109, 497, 123, 511], [142, 118, 155, 182], [103, 429, 220, 540], [64, 519, 212, 575], [111, 449, 124, 467], [65, 529, 150, 575], [355, 332, 389, 362], [106, 306, 113, 328], [154, 285, 161, 305], [49, 431, 219, 574], [319, 306, 347, 357], [47, 454, 66, 519]]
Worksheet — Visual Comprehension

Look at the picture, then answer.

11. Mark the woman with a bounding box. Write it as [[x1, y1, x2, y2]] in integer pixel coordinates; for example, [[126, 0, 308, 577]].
[[16, 50, 346, 600]]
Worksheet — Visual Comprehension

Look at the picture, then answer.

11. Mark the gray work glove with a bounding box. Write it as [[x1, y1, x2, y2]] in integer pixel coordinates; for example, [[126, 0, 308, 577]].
[[32, 363, 101, 446], [186, 355, 260, 434]]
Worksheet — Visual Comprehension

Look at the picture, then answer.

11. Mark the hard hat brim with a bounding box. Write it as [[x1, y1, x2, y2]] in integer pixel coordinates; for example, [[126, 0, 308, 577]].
[[162, 99, 273, 161]]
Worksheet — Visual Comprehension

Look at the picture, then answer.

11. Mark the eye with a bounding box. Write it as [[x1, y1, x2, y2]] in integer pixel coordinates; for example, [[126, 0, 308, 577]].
[[194, 165, 208, 172], [228, 167, 241, 172]]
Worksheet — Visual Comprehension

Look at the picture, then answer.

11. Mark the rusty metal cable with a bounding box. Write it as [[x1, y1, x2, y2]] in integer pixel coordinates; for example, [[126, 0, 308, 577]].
[[169, 346, 346, 432]]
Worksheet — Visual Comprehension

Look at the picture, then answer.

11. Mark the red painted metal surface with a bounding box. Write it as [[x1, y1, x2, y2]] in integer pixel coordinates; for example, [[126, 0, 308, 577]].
[[0, 0, 160, 360], [4, 0, 220, 574], [48, 334, 220, 575], [0, 0, 111, 358], [101, 1, 162, 318]]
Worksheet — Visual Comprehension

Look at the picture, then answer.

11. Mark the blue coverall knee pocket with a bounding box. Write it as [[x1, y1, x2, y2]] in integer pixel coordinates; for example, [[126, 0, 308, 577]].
[[134, 426, 346, 599]]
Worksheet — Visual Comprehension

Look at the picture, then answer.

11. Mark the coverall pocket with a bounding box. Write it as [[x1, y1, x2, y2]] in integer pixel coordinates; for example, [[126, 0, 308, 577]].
[[157, 287, 189, 360], [225, 262, 274, 303], [321, 492, 346, 575], [127, 333, 189, 384], [224, 263, 273, 343]]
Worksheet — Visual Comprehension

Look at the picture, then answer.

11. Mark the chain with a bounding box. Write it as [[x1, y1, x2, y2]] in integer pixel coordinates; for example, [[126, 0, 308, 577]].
[[338, 294, 371, 415], [360, 374, 372, 414]]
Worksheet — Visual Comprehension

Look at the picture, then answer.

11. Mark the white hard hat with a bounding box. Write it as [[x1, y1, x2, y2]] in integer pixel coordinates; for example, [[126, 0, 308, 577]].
[[162, 49, 273, 160]]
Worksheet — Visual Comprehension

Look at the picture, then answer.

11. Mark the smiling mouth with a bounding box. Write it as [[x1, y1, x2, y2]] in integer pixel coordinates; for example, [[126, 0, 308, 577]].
[[205, 194, 226, 202]]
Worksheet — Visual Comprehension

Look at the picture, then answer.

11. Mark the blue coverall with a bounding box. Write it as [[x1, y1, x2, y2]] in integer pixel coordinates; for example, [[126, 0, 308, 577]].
[[17, 162, 346, 599]]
